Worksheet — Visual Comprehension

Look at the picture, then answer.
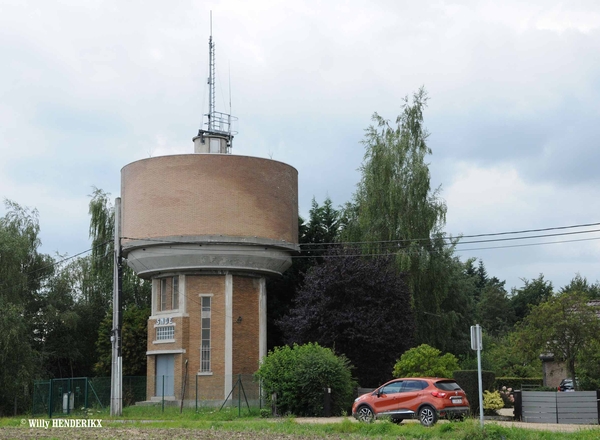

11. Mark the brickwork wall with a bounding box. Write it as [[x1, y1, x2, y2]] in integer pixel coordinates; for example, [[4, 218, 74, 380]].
[[121, 155, 298, 244], [186, 275, 226, 393], [232, 275, 261, 375]]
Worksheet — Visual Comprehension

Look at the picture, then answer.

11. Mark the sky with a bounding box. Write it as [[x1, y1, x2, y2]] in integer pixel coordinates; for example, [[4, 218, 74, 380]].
[[1, 0, 600, 292]]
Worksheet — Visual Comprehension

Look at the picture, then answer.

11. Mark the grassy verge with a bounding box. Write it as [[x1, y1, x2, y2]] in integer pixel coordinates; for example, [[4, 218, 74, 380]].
[[2, 409, 600, 439]]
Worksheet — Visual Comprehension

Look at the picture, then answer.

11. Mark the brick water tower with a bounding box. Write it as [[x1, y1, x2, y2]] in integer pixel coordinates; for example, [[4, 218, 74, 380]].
[[119, 29, 298, 404]]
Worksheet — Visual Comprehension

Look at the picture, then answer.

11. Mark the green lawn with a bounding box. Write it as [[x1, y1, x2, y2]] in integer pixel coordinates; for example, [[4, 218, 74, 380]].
[[1, 406, 599, 439]]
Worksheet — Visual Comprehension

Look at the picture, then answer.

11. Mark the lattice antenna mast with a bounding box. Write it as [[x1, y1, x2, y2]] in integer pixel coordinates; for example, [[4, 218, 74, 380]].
[[193, 12, 238, 154], [207, 12, 216, 131]]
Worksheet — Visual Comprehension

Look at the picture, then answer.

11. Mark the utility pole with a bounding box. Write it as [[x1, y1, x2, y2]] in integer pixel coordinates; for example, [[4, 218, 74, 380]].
[[110, 197, 123, 416]]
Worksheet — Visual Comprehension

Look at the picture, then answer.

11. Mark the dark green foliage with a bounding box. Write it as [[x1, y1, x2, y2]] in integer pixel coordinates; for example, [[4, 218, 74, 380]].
[[577, 339, 600, 391], [95, 305, 150, 376], [515, 291, 600, 386], [476, 284, 515, 338], [392, 344, 459, 378], [279, 248, 414, 387], [268, 199, 342, 350], [453, 370, 496, 415], [560, 273, 600, 299], [509, 274, 553, 322], [255, 343, 356, 416], [495, 377, 543, 391]]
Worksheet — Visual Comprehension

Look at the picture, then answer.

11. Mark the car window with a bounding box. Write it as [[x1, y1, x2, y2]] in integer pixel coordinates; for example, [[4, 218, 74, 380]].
[[401, 380, 428, 392], [380, 381, 403, 395], [434, 380, 462, 391]]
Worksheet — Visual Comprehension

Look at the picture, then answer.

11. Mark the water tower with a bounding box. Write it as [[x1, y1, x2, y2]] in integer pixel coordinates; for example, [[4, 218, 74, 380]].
[[119, 25, 298, 404]]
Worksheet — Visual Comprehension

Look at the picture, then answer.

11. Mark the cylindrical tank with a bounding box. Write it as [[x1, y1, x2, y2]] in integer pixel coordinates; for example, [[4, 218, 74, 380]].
[[120, 154, 299, 277]]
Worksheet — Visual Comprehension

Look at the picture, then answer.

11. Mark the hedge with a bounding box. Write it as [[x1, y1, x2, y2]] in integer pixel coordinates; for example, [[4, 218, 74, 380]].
[[495, 377, 543, 391], [453, 370, 495, 415]]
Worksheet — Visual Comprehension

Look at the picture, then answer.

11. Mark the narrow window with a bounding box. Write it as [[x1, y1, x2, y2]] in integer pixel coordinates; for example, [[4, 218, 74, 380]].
[[172, 277, 179, 310], [200, 296, 211, 372], [160, 279, 168, 311]]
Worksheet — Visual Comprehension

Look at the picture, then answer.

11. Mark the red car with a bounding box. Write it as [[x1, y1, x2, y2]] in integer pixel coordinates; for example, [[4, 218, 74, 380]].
[[352, 377, 470, 426]]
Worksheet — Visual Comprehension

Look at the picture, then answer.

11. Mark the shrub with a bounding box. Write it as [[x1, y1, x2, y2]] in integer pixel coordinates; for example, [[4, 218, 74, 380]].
[[453, 370, 495, 415], [498, 386, 514, 408], [392, 344, 459, 379], [495, 377, 543, 391], [255, 343, 356, 417], [483, 390, 504, 415]]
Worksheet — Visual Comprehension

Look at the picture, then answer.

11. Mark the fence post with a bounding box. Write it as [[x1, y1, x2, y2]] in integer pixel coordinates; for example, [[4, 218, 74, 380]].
[[162, 376, 165, 413], [596, 390, 600, 425], [513, 390, 522, 421], [84, 377, 88, 411], [67, 379, 71, 415], [324, 387, 331, 417], [195, 375, 198, 413], [48, 379, 53, 419]]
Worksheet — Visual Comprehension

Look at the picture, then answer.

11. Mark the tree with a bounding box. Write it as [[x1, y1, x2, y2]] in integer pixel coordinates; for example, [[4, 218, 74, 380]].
[[510, 274, 553, 322], [0, 200, 53, 414], [477, 284, 515, 338], [560, 274, 600, 299], [392, 344, 459, 378], [515, 291, 600, 386], [267, 198, 341, 349], [255, 343, 356, 417], [340, 88, 473, 352], [279, 247, 414, 387]]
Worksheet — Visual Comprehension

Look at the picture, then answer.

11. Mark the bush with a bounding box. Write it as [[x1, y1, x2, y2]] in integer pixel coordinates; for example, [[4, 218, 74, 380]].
[[498, 386, 514, 408], [453, 370, 495, 415], [255, 343, 356, 417], [483, 390, 504, 415], [392, 344, 459, 379], [495, 377, 543, 391]]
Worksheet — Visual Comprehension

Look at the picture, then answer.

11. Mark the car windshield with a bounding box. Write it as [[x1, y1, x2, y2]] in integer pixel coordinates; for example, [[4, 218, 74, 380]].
[[434, 380, 462, 391]]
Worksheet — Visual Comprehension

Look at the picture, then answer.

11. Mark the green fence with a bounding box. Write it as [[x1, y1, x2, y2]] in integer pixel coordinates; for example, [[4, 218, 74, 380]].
[[32, 375, 263, 416], [32, 377, 146, 417]]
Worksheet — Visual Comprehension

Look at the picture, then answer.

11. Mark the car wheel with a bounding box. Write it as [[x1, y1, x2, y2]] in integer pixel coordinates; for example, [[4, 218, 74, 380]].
[[356, 405, 375, 423], [418, 405, 438, 427]]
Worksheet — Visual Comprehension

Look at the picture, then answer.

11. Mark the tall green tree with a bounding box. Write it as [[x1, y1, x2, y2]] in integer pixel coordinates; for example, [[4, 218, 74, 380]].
[[341, 88, 473, 352], [515, 291, 600, 386], [560, 273, 600, 299], [0, 200, 53, 414], [510, 274, 553, 322]]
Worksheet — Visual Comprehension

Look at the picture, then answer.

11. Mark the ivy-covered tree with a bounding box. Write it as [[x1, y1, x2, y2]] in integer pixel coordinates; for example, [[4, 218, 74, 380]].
[[279, 248, 414, 387]]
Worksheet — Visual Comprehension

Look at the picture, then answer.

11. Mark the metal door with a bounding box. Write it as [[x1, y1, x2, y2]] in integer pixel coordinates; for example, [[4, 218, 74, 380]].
[[155, 354, 175, 396]]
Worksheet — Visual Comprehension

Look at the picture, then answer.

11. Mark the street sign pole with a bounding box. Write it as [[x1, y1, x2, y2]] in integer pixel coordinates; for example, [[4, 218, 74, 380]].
[[470, 324, 484, 428]]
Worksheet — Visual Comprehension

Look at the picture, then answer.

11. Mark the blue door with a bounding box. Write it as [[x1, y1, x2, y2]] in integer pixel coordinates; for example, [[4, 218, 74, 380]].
[[156, 355, 175, 396]]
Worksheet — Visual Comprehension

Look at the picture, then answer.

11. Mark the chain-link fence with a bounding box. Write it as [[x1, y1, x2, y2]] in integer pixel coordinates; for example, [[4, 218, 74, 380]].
[[32, 375, 264, 416], [32, 377, 146, 417]]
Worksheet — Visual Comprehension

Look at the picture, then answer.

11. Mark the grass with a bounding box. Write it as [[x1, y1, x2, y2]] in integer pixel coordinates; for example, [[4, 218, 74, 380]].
[[2, 406, 600, 439]]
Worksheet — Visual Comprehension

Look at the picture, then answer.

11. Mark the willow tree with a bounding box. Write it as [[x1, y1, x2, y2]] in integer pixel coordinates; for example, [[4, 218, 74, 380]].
[[342, 88, 472, 352]]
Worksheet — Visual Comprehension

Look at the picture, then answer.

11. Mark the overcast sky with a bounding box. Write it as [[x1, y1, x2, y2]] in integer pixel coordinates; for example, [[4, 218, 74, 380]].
[[2, 0, 600, 292]]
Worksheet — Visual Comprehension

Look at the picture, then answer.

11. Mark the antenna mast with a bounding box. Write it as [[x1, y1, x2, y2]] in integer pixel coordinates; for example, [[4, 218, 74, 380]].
[[193, 12, 237, 154], [208, 12, 215, 131]]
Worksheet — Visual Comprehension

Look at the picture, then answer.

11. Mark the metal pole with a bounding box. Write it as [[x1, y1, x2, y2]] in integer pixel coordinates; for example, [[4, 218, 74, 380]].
[[110, 198, 123, 416], [162, 376, 165, 413], [476, 325, 484, 428], [84, 377, 88, 411], [195, 374, 198, 413], [238, 375, 241, 417]]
